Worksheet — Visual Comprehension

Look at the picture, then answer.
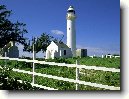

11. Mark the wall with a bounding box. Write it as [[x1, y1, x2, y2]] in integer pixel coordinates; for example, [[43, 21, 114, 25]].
[[46, 42, 59, 59], [76, 49, 87, 57], [59, 48, 72, 58], [8, 46, 19, 58]]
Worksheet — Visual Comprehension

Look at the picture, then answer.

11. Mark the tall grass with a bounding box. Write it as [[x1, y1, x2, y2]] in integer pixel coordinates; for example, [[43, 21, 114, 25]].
[[0, 57, 120, 90]]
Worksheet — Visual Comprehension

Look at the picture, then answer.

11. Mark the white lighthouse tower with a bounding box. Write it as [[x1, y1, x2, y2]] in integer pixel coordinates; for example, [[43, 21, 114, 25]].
[[66, 6, 76, 57]]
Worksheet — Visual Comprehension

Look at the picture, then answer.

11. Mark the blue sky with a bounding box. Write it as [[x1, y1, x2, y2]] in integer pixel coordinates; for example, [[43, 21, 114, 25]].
[[0, 0, 120, 57]]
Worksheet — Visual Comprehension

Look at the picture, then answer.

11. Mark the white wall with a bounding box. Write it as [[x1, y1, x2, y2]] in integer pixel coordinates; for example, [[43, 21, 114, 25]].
[[46, 41, 73, 59], [46, 42, 59, 59], [47, 41, 58, 52], [67, 13, 76, 57], [59, 48, 72, 58]]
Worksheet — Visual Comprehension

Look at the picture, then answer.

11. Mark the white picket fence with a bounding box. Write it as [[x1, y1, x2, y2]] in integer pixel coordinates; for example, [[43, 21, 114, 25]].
[[0, 56, 120, 90]]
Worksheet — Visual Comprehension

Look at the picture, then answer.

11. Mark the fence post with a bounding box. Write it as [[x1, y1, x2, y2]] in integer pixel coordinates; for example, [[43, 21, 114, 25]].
[[32, 43, 36, 84], [4, 52, 7, 67], [76, 60, 79, 90]]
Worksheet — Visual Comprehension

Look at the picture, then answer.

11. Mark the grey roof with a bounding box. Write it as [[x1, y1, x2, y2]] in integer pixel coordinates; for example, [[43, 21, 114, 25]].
[[54, 42, 69, 48]]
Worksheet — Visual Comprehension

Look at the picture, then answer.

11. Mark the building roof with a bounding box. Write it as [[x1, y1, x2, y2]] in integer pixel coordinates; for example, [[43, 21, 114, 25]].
[[54, 41, 69, 48], [2, 41, 15, 50], [67, 6, 75, 14], [67, 6, 74, 11]]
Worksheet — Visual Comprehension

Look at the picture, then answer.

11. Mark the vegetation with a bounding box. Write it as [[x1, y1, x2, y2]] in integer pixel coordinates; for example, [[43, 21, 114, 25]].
[[0, 67, 44, 90], [0, 5, 28, 48], [0, 57, 120, 90], [0, 4, 58, 54], [24, 33, 59, 53], [19, 56, 120, 68], [0, 4, 120, 90], [45, 57, 120, 69]]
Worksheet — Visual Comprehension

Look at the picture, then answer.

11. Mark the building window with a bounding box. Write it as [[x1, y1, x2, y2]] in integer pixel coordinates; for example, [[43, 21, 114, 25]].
[[64, 50, 66, 55]]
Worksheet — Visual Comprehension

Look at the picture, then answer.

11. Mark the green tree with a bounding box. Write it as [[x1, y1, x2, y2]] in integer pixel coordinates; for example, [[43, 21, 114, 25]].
[[0, 5, 61, 53], [0, 5, 28, 48], [24, 33, 58, 53]]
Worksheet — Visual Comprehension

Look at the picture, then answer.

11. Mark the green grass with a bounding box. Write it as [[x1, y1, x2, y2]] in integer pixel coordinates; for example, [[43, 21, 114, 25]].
[[7, 70, 110, 90], [0, 57, 120, 90], [45, 57, 120, 69]]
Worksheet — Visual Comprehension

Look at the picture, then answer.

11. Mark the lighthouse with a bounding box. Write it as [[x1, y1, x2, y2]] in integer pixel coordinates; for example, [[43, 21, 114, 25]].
[[46, 6, 87, 59], [66, 6, 76, 57]]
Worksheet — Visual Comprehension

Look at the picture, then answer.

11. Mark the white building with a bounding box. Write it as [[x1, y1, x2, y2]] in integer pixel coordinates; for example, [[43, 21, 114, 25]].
[[76, 49, 87, 58], [46, 6, 76, 59], [66, 6, 76, 57], [45, 41, 72, 59], [46, 6, 87, 59]]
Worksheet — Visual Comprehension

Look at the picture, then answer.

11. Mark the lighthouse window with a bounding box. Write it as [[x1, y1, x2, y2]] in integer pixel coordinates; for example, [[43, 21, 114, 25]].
[[64, 50, 66, 55], [69, 28, 70, 30], [67, 10, 75, 14]]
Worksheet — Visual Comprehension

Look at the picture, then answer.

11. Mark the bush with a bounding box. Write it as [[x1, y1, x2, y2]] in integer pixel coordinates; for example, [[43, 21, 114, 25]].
[[0, 67, 44, 90]]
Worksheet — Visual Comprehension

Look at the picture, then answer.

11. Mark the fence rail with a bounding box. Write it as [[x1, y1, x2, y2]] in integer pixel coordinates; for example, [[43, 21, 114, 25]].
[[0, 57, 120, 90], [0, 57, 120, 72]]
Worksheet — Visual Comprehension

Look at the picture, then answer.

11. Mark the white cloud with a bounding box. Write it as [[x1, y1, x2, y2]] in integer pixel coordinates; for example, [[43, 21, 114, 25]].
[[51, 30, 64, 35]]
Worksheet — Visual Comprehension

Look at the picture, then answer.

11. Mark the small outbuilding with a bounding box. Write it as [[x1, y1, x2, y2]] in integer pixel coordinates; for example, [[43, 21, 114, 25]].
[[46, 41, 72, 59], [0, 41, 19, 58], [76, 49, 87, 58]]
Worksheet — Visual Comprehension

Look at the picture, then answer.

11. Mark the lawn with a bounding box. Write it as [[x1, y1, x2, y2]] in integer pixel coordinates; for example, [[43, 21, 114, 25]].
[[0, 57, 120, 90]]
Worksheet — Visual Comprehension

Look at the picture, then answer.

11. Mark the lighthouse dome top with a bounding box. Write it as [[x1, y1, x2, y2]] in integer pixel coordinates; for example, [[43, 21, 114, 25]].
[[67, 6, 75, 14], [67, 6, 74, 11]]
